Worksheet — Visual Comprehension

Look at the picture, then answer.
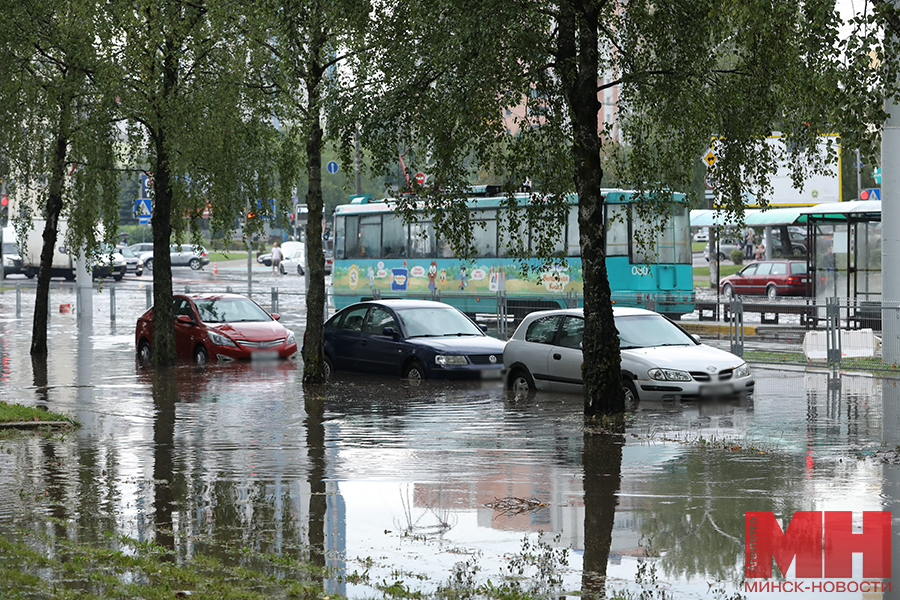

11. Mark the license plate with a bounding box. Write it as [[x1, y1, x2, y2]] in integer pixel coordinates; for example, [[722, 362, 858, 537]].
[[700, 383, 733, 397], [252, 350, 279, 361]]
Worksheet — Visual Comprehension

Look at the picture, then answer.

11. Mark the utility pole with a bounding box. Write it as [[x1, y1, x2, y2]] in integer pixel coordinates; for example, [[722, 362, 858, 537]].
[[882, 0, 900, 365]]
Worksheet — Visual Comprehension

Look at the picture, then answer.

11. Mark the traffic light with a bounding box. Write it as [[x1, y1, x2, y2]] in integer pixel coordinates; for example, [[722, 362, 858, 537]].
[[0, 194, 8, 227]]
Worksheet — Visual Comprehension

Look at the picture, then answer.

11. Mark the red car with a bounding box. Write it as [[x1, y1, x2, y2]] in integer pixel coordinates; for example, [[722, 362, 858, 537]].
[[719, 260, 810, 299], [136, 293, 298, 364]]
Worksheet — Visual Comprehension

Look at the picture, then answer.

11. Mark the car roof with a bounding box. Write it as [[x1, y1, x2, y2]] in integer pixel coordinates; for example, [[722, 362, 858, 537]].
[[176, 293, 252, 301], [519, 306, 657, 320], [344, 299, 459, 310]]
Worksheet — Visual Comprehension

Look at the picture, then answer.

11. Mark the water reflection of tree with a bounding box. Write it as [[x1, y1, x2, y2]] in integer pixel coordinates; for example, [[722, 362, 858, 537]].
[[581, 428, 624, 599], [152, 368, 178, 558], [306, 392, 327, 571], [640, 448, 810, 582]]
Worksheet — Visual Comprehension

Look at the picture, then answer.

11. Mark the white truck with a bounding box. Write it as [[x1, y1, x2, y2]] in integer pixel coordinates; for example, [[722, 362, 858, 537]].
[[18, 219, 126, 281]]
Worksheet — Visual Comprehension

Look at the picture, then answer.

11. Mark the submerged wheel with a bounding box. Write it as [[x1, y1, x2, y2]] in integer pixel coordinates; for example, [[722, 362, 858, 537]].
[[624, 380, 639, 403], [324, 355, 334, 380], [403, 360, 426, 381], [297, 265, 305, 275], [138, 339, 151, 363], [144, 258, 153, 271], [766, 285, 778, 299], [193, 345, 208, 365], [722, 284, 734, 300], [508, 368, 535, 393], [189, 258, 201, 270]]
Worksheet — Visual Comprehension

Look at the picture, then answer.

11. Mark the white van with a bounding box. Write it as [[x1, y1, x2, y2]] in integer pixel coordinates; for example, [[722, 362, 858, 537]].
[[18, 220, 126, 280], [1, 226, 23, 277], [279, 241, 306, 275]]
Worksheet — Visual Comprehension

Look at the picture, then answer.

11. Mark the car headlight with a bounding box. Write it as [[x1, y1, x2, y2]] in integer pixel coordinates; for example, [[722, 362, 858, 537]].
[[734, 362, 751, 378], [648, 368, 692, 382], [286, 330, 296, 345], [138, 259, 143, 267], [435, 355, 468, 366], [208, 331, 237, 347]]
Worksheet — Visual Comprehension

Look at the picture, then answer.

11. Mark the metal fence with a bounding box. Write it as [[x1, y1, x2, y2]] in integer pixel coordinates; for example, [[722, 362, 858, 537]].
[[6, 281, 900, 373]]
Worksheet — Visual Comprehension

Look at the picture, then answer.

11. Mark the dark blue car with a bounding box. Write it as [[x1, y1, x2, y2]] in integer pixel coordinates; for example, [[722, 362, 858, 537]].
[[319, 299, 505, 380]]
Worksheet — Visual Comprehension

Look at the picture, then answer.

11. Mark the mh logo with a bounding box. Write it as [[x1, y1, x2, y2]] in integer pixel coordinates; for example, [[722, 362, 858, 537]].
[[745, 511, 891, 579]]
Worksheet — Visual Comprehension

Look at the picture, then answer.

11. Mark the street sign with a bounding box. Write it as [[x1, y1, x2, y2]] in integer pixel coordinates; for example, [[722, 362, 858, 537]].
[[327, 161, 339, 174], [415, 172, 426, 185], [134, 198, 152, 225], [703, 149, 717, 168], [860, 188, 881, 201]]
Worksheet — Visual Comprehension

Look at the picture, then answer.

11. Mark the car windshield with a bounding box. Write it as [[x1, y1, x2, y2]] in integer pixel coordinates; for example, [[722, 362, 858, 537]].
[[616, 314, 695, 349], [2, 242, 18, 254], [194, 298, 272, 323], [120, 247, 136, 258], [396, 306, 483, 337]]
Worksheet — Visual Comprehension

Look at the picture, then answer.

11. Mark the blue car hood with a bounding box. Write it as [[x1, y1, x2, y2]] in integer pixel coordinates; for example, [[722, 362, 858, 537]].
[[405, 336, 506, 354]]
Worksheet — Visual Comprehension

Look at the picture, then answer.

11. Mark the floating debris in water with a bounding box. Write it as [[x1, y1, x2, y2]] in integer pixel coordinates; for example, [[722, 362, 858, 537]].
[[485, 497, 548, 516]]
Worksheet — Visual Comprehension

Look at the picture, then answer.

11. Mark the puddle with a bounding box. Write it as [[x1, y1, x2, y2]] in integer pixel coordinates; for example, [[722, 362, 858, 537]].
[[2, 286, 900, 598]]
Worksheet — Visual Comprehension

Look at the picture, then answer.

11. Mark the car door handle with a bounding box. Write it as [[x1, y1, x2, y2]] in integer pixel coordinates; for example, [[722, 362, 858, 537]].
[[553, 353, 562, 360]]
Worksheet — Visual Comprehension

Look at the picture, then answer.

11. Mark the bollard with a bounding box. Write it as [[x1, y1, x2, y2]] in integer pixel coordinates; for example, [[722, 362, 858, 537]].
[[110, 284, 116, 323], [271, 287, 278, 314], [226, 286, 233, 293], [146, 287, 152, 309], [16, 283, 21, 317], [185, 285, 190, 294]]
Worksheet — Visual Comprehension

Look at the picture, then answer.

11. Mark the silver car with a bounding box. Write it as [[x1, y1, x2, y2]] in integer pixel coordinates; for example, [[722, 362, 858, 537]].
[[141, 243, 210, 271], [503, 307, 754, 401]]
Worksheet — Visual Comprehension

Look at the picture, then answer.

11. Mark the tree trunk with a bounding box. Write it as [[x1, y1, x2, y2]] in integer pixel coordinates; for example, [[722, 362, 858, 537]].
[[302, 49, 327, 384], [31, 98, 71, 357], [149, 47, 179, 367], [559, 1, 625, 416]]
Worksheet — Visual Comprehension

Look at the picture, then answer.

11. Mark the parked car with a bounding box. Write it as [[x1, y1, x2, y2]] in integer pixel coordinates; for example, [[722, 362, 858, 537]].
[[116, 245, 143, 276], [313, 299, 506, 380], [2, 239, 23, 277], [718, 259, 810, 299], [141, 244, 210, 271], [93, 246, 128, 280], [258, 241, 305, 271], [703, 238, 742, 262], [693, 230, 709, 243], [135, 293, 298, 364], [128, 242, 154, 256], [280, 245, 306, 275], [504, 306, 754, 400]]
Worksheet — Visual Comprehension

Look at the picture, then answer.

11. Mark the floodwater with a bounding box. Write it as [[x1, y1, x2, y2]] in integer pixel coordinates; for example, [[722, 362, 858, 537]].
[[2, 273, 900, 599]]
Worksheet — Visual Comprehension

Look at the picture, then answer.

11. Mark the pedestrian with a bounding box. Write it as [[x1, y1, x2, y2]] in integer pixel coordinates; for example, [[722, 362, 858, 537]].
[[744, 229, 755, 259], [271, 241, 282, 275]]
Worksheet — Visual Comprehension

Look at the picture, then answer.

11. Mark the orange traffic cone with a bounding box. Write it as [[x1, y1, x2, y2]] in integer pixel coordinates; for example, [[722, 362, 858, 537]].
[[214, 262, 218, 275]]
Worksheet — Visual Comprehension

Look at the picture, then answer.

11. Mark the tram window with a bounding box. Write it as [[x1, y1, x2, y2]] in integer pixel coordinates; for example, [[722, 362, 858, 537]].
[[499, 208, 529, 257], [472, 210, 498, 257], [567, 205, 580, 256], [605, 204, 628, 257], [358, 215, 381, 258], [672, 206, 691, 264], [344, 216, 359, 258], [381, 214, 406, 258], [528, 205, 564, 255], [410, 221, 436, 258], [335, 216, 346, 260]]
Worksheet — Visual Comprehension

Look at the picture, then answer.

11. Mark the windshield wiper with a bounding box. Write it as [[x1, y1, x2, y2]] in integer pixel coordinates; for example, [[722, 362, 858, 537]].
[[409, 334, 441, 338], [442, 332, 479, 336]]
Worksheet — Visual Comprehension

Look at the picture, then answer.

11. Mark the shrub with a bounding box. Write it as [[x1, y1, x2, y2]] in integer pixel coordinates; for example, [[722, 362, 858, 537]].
[[730, 249, 744, 265]]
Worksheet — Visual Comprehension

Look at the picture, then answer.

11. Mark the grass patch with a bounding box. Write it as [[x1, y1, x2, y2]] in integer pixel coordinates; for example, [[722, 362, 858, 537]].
[[206, 251, 251, 262], [0, 401, 76, 425], [744, 350, 900, 372], [693, 265, 743, 278]]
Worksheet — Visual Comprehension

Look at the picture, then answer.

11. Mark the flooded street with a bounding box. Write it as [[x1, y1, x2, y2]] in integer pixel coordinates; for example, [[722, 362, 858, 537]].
[[2, 273, 900, 598]]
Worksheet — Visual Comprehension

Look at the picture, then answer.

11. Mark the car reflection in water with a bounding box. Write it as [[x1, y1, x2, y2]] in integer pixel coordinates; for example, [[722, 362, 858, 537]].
[[135, 293, 298, 365], [504, 306, 754, 401]]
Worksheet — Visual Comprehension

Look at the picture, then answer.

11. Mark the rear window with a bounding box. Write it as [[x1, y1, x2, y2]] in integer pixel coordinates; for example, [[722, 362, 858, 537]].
[[790, 262, 807, 275], [525, 315, 562, 344]]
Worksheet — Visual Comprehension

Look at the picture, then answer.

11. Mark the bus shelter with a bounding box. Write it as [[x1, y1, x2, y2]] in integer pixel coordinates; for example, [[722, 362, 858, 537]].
[[796, 200, 882, 306]]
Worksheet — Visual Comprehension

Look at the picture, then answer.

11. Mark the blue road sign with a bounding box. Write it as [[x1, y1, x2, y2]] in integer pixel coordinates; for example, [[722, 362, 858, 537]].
[[134, 198, 152, 224], [861, 188, 881, 200], [327, 161, 339, 174]]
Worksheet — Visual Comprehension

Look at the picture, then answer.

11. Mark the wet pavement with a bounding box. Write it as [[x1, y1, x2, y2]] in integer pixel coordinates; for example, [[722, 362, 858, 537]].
[[2, 270, 900, 599]]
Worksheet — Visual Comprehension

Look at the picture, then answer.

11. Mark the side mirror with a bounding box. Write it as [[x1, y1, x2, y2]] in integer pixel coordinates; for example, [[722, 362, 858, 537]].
[[176, 315, 193, 325], [382, 326, 396, 337], [479, 324, 488, 332], [271, 313, 281, 320], [692, 334, 701, 343]]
